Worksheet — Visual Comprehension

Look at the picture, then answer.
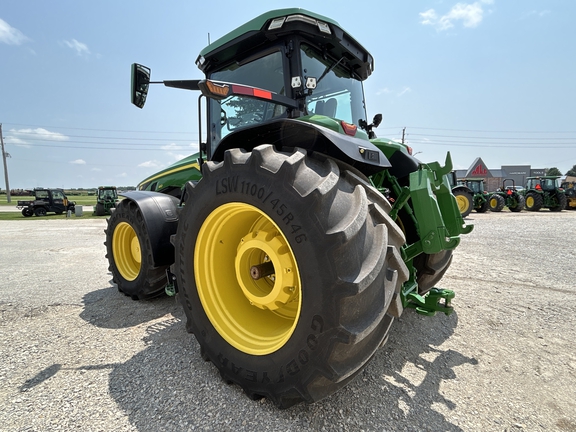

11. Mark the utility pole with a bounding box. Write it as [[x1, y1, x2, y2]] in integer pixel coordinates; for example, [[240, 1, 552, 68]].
[[0, 123, 11, 203], [401, 127, 406, 144]]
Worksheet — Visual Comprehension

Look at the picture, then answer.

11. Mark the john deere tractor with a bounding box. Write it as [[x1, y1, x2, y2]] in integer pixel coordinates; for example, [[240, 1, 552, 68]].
[[94, 186, 119, 216], [106, 9, 472, 408], [522, 176, 566, 211], [462, 178, 489, 213], [488, 179, 525, 212]]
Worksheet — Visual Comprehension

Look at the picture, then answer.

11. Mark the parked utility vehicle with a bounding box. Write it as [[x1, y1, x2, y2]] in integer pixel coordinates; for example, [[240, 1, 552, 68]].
[[106, 9, 472, 407], [17, 188, 76, 217]]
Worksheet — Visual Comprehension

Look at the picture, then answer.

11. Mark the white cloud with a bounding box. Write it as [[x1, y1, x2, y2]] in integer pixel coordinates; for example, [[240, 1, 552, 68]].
[[10, 128, 69, 141], [376, 88, 390, 96], [4, 136, 30, 148], [138, 160, 161, 168], [0, 18, 29, 45], [70, 159, 86, 165], [91, 168, 102, 172], [420, 1, 493, 31], [63, 38, 90, 56], [397, 87, 412, 97], [520, 10, 551, 20], [117, 173, 128, 178]]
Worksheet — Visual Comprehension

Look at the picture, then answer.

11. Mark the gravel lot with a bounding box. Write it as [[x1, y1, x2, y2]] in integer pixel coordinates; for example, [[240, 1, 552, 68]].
[[1, 211, 575, 431]]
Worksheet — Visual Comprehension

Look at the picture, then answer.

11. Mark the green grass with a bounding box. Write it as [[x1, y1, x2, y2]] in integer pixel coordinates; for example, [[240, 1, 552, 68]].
[[0, 211, 107, 221], [0, 194, 98, 206]]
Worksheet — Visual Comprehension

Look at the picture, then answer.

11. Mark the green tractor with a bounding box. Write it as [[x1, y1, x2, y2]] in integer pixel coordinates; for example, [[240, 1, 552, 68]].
[[106, 8, 472, 408], [488, 179, 525, 212], [447, 171, 474, 217], [462, 178, 489, 213], [94, 186, 119, 216], [522, 176, 566, 211]]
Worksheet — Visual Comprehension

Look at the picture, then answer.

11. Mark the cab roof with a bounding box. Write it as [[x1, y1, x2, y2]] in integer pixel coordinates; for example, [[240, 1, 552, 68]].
[[196, 8, 374, 80]]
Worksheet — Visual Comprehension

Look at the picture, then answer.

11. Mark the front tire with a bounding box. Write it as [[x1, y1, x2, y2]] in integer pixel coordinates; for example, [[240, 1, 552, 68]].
[[509, 195, 524, 212], [105, 199, 168, 300], [174, 145, 409, 408]]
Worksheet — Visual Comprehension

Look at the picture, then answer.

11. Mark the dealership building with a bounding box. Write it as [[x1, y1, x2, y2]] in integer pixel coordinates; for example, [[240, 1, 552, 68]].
[[454, 157, 546, 192]]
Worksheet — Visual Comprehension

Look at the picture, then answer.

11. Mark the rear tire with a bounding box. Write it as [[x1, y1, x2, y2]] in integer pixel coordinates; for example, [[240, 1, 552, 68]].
[[453, 191, 473, 217], [105, 199, 168, 300], [22, 208, 33, 217], [550, 194, 566, 212], [174, 145, 409, 408], [488, 194, 505, 212], [525, 192, 543, 211], [95, 202, 106, 216], [34, 207, 47, 217]]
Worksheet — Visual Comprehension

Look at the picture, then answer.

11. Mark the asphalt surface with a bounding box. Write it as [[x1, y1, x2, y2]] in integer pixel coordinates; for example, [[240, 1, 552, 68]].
[[1, 211, 575, 431]]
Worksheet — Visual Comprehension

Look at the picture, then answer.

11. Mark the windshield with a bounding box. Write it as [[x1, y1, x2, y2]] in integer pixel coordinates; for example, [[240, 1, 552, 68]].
[[300, 43, 366, 125], [208, 51, 286, 151], [468, 181, 482, 193]]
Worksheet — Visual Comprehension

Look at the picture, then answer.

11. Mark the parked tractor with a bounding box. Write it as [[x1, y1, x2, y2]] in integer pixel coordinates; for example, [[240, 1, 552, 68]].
[[94, 186, 119, 216], [561, 177, 576, 210], [522, 176, 566, 211], [488, 179, 525, 212], [447, 171, 474, 217], [106, 8, 472, 408], [461, 178, 489, 213], [17, 188, 76, 217]]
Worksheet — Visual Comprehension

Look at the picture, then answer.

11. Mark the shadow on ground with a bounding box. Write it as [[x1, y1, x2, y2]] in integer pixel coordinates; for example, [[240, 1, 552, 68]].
[[77, 282, 477, 431]]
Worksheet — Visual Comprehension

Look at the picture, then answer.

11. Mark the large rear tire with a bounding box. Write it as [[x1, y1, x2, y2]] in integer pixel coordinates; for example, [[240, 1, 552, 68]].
[[453, 191, 473, 218], [95, 202, 106, 216], [525, 192, 543, 211], [174, 145, 409, 408], [105, 199, 168, 300], [34, 207, 47, 217]]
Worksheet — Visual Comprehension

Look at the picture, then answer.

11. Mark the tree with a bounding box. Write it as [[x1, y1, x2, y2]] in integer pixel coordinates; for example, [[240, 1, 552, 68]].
[[566, 164, 576, 177], [546, 167, 562, 177]]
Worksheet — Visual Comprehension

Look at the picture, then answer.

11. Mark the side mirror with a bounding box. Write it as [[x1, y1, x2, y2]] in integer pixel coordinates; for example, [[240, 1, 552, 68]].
[[131, 63, 151, 109], [372, 113, 382, 128]]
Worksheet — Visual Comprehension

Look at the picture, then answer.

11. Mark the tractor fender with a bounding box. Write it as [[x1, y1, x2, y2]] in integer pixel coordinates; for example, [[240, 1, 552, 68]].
[[211, 118, 392, 176], [119, 191, 180, 267]]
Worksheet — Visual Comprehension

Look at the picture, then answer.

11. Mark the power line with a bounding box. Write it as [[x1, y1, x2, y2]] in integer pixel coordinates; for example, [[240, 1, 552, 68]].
[[3, 122, 195, 135]]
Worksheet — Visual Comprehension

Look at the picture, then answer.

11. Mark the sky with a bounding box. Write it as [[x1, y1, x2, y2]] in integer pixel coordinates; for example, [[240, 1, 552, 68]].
[[1, 0, 575, 190]]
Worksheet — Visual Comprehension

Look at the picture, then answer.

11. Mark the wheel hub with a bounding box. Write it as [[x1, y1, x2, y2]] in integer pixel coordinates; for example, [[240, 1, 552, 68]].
[[235, 230, 297, 311]]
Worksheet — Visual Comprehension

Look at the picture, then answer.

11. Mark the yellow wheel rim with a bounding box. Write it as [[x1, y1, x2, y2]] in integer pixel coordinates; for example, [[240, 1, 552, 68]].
[[456, 195, 470, 213], [112, 221, 141, 281], [195, 202, 302, 355], [526, 196, 534, 207], [490, 197, 498, 208]]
